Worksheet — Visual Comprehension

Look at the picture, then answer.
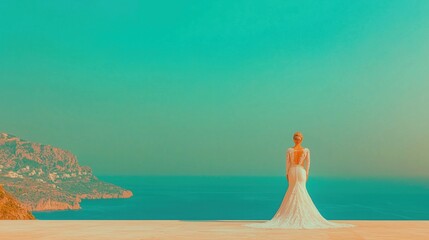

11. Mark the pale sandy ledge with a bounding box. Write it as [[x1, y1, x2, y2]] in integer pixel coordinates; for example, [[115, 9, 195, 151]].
[[0, 220, 428, 240]]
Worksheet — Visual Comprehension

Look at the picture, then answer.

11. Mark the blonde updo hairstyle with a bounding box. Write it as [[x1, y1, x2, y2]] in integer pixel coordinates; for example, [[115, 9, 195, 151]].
[[293, 132, 303, 141]]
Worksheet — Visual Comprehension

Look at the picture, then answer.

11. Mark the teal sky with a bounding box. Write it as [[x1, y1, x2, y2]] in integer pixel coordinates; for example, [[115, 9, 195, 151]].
[[1, 1, 428, 178]]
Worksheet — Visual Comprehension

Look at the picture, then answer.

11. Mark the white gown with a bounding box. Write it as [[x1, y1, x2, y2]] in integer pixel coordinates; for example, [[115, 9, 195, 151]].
[[244, 147, 354, 229]]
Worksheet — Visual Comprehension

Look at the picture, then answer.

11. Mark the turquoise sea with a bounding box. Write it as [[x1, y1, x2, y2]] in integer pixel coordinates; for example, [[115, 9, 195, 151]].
[[33, 176, 429, 220]]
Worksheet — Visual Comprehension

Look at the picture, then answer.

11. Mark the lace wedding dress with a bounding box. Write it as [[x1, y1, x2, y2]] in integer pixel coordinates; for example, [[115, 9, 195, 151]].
[[244, 147, 354, 229]]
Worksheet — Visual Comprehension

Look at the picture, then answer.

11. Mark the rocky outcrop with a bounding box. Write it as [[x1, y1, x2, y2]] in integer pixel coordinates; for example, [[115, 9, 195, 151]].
[[33, 198, 81, 211], [0, 133, 133, 211], [0, 185, 35, 220]]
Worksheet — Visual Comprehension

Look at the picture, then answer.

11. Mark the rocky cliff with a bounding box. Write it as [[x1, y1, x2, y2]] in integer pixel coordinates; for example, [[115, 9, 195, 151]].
[[0, 133, 133, 211], [0, 185, 35, 219]]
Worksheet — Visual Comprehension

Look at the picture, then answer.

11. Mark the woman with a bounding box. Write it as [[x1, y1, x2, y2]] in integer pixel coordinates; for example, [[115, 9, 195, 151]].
[[244, 132, 354, 229]]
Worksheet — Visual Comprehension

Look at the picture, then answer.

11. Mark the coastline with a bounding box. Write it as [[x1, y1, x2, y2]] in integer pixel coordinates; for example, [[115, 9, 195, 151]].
[[0, 220, 427, 240]]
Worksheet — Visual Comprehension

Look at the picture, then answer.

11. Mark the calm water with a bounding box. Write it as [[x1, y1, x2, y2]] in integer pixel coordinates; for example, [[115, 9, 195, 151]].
[[33, 176, 429, 220]]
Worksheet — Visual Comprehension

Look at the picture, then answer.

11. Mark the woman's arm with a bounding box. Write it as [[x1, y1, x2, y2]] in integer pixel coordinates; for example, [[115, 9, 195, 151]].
[[286, 150, 290, 181], [304, 149, 310, 179]]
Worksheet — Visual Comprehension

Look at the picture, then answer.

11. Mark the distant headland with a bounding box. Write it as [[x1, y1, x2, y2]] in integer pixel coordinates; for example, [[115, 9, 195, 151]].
[[0, 133, 133, 212]]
